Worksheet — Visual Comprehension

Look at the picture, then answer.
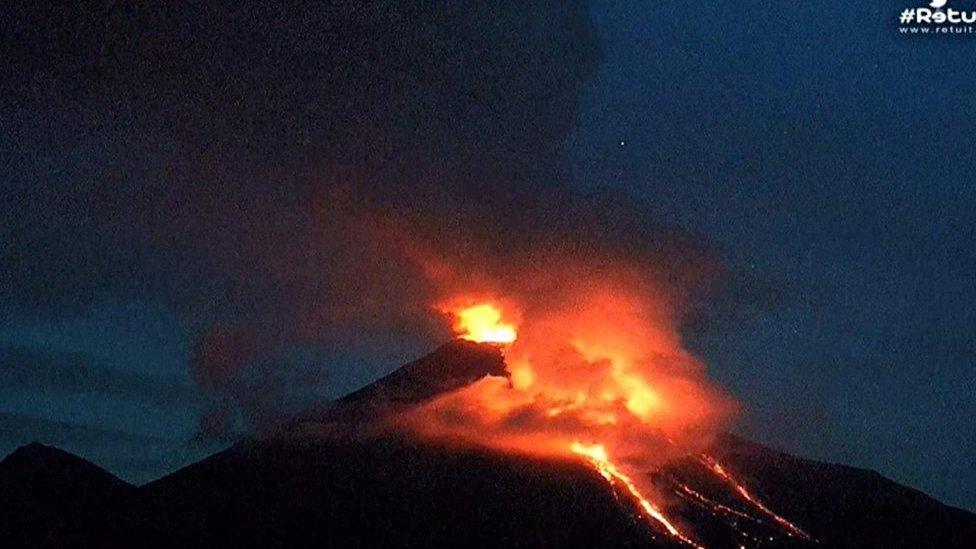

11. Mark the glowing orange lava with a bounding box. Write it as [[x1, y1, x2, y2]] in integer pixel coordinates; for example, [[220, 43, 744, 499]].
[[703, 456, 811, 540], [572, 442, 704, 548], [446, 303, 518, 344]]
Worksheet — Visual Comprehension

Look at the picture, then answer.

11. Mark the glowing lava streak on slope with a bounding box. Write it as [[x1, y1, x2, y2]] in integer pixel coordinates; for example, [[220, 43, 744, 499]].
[[702, 456, 812, 540], [572, 442, 704, 549]]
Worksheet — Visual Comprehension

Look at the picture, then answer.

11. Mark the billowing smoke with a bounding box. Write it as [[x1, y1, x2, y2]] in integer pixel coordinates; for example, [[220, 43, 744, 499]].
[[190, 326, 254, 440], [4, 1, 733, 441]]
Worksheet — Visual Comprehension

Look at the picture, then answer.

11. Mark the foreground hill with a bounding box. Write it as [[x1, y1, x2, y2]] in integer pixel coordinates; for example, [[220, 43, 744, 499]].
[[0, 443, 133, 546]]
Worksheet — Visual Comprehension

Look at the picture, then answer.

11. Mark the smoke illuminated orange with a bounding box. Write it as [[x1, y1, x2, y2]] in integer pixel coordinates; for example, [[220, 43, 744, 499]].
[[400, 283, 732, 546]]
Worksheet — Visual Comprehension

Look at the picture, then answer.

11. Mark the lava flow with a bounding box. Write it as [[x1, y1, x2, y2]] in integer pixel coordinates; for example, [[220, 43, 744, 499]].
[[702, 456, 812, 540], [572, 442, 703, 549]]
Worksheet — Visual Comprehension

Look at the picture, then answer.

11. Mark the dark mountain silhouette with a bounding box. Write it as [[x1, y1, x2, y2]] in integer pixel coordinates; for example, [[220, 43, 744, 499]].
[[0, 442, 133, 547], [2, 341, 975, 548]]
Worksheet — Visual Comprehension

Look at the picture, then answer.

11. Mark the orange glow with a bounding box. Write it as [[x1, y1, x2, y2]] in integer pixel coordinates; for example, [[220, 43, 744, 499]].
[[399, 281, 735, 545], [572, 442, 703, 548], [703, 456, 811, 540], [450, 303, 518, 343]]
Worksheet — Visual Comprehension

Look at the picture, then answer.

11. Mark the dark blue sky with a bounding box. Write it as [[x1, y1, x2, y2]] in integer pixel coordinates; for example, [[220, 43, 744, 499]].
[[1, 1, 973, 511]]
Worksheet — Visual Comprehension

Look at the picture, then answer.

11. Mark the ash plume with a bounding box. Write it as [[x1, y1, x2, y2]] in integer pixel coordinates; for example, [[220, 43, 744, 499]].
[[2, 1, 728, 437]]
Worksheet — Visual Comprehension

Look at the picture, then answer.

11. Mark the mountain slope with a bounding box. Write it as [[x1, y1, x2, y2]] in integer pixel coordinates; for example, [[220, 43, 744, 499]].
[[673, 434, 976, 547], [0, 443, 134, 546], [92, 437, 665, 548], [339, 339, 507, 406]]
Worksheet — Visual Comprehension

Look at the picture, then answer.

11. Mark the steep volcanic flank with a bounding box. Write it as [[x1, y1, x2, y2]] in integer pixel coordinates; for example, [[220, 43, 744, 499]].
[[339, 339, 507, 406], [661, 435, 976, 548]]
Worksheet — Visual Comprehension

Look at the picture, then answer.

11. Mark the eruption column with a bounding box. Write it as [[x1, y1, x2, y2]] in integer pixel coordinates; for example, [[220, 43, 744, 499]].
[[446, 303, 517, 344]]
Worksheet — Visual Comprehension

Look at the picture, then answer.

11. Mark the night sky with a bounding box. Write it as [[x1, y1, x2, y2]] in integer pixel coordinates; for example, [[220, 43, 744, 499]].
[[2, 1, 974, 512]]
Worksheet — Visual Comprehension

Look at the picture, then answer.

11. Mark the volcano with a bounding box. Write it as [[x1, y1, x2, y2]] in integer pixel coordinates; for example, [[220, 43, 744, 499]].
[[3, 340, 975, 548]]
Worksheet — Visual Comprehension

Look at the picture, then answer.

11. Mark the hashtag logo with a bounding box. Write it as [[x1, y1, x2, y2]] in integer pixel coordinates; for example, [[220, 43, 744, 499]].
[[900, 9, 916, 23]]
